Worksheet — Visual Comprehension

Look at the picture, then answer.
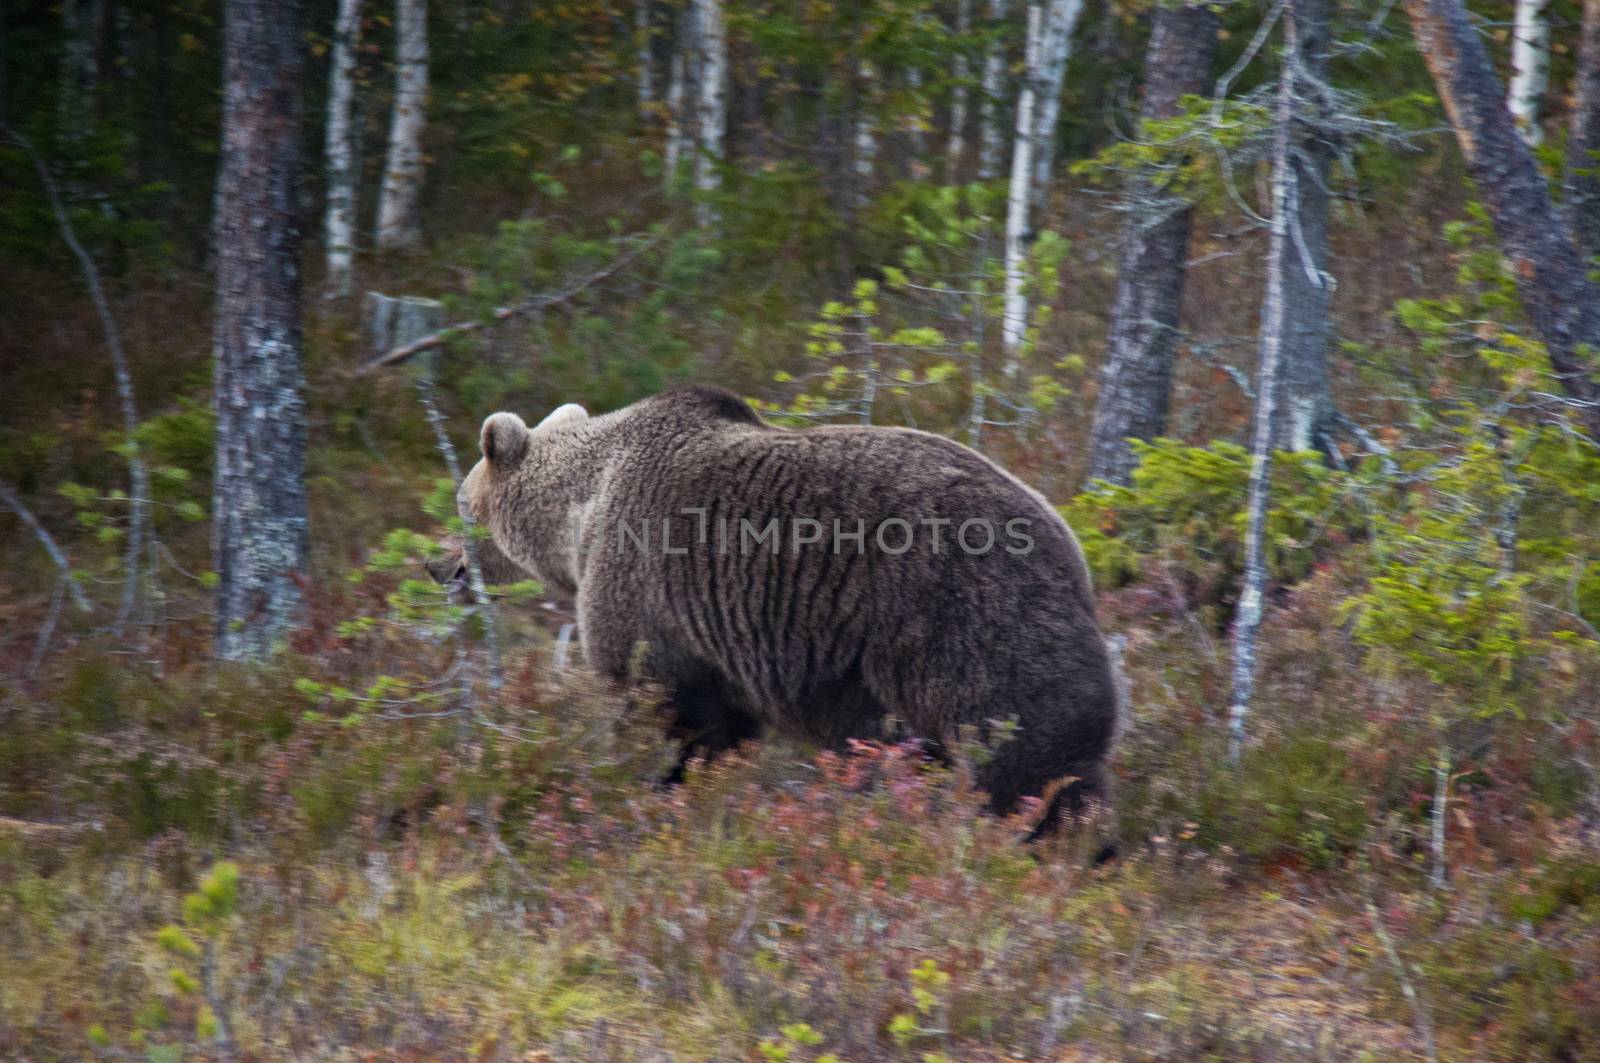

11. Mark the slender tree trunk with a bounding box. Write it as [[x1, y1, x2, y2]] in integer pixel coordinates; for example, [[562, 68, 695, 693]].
[[664, 13, 690, 185], [322, 0, 363, 297], [1229, 14, 1297, 763], [692, 0, 727, 227], [1028, 0, 1083, 213], [376, 0, 428, 251], [636, 0, 654, 119], [1567, 0, 1600, 260], [978, 0, 1008, 179], [1001, 2, 1043, 368], [1509, 0, 1549, 145], [948, 0, 973, 180], [1086, 1, 1218, 485], [212, 0, 309, 661], [1406, 0, 1600, 440], [854, 59, 877, 209], [1272, 0, 1336, 454], [58, 0, 106, 148]]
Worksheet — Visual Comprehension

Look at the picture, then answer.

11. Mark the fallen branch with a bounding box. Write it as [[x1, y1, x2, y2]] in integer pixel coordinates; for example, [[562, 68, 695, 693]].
[[0, 480, 93, 614], [357, 233, 662, 373]]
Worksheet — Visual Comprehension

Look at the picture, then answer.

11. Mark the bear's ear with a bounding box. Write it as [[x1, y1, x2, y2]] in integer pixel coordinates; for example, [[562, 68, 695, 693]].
[[534, 403, 589, 432], [480, 412, 530, 467]]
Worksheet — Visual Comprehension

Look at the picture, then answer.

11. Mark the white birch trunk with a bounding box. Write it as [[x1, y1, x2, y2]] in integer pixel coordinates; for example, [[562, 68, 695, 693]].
[[978, 0, 1008, 179], [376, 0, 429, 251], [692, 0, 727, 227], [636, 0, 654, 119], [1509, 0, 1549, 145], [664, 27, 689, 184], [855, 59, 878, 206], [947, 0, 972, 180], [322, 0, 363, 297], [1000, 1, 1043, 366], [1227, 19, 1297, 763], [1029, 0, 1084, 211]]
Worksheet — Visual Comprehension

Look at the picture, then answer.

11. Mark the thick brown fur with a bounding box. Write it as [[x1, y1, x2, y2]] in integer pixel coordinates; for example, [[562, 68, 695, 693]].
[[452, 386, 1118, 831]]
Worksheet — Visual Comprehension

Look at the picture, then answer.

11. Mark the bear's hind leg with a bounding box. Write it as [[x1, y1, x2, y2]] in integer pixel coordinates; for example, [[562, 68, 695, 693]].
[[660, 669, 764, 786]]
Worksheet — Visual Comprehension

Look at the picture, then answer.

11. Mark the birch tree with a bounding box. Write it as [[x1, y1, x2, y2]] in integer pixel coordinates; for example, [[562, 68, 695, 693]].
[[212, 0, 310, 660], [1406, 0, 1600, 441], [1568, 0, 1600, 260], [664, 16, 691, 184], [1086, 0, 1219, 485], [1000, 0, 1080, 369], [692, 0, 727, 228], [947, 0, 973, 180], [636, 0, 655, 119], [1028, 0, 1084, 212], [376, 0, 429, 251], [854, 59, 878, 209], [1508, 0, 1549, 145], [1229, 11, 1299, 762], [978, 0, 1009, 179], [322, 0, 363, 297], [1272, 0, 1336, 454]]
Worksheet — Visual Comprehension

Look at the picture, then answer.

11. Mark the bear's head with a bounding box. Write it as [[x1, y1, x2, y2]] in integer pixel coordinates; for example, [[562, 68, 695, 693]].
[[450, 402, 591, 596], [424, 532, 529, 602]]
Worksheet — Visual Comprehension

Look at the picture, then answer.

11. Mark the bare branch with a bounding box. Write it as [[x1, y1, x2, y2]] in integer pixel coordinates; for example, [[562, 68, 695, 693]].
[[3, 123, 152, 635], [357, 233, 663, 373], [0, 480, 93, 614]]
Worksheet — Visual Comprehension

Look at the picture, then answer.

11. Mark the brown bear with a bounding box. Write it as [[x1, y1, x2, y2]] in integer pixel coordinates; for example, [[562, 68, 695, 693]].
[[449, 385, 1118, 834]]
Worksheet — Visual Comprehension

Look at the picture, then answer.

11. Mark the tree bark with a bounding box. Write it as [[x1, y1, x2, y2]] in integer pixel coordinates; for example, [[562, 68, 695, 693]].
[[376, 0, 428, 251], [978, 0, 1009, 179], [636, 0, 655, 119], [854, 59, 877, 209], [1028, 0, 1084, 213], [664, 11, 690, 184], [1002, 0, 1080, 366], [1406, 0, 1600, 440], [948, 0, 973, 180], [1001, 1, 1044, 366], [1272, 0, 1337, 454], [692, 0, 726, 227], [1085, 1, 1218, 485], [212, 0, 309, 661], [1229, 14, 1298, 763], [322, 0, 363, 297], [1567, 0, 1600, 260], [1508, 0, 1549, 145], [58, 0, 106, 149]]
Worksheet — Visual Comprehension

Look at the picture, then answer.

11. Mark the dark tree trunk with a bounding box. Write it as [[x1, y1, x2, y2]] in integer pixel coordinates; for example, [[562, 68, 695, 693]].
[[1568, 0, 1600, 261], [1406, 0, 1600, 440], [1271, 0, 1336, 455], [1085, 1, 1218, 485], [211, 0, 309, 660]]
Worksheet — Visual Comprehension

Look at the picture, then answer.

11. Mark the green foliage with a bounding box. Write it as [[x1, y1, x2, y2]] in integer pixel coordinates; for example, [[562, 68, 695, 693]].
[[1066, 439, 1346, 601]]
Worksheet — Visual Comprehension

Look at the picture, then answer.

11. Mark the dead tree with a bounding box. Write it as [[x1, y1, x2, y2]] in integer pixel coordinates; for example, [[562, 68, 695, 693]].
[[1406, 0, 1600, 441], [1229, 9, 1299, 762], [1085, 1, 1219, 485], [212, 0, 310, 660]]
